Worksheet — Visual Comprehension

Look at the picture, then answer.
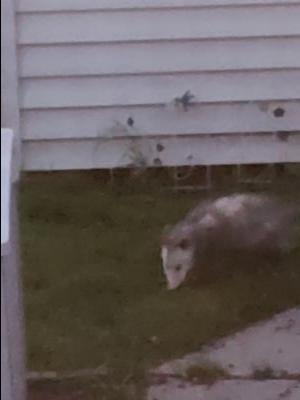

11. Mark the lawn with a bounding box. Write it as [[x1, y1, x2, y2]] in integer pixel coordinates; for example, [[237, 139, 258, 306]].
[[20, 170, 300, 399]]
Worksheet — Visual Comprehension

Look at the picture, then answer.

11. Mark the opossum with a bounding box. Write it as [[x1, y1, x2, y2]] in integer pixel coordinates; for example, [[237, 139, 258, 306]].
[[161, 193, 296, 290]]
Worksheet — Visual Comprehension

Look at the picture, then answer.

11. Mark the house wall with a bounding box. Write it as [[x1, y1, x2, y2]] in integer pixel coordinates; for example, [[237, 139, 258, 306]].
[[5, 0, 300, 170]]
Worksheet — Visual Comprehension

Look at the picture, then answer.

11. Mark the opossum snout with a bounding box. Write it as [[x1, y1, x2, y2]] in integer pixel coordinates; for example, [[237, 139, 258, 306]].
[[166, 267, 187, 290]]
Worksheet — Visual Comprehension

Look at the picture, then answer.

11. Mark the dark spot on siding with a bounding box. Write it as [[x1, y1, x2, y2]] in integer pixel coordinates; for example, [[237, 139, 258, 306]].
[[273, 107, 285, 118], [127, 117, 134, 126], [156, 143, 165, 152]]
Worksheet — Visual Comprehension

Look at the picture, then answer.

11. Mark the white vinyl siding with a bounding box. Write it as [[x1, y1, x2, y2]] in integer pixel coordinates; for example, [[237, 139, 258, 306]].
[[13, 0, 300, 170]]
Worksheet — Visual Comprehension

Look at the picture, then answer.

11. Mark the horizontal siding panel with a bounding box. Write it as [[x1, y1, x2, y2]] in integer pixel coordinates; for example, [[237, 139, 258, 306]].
[[17, 5, 300, 45], [20, 70, 300, 109], [21, 101, 300, 140], [19, 37, 300, 78], [22, 133, 300, 171], [16, 0, 300, 172], [17, 0, 300, 12]]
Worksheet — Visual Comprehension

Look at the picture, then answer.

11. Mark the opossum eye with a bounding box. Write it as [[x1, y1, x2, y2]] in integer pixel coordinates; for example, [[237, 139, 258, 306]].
[[175, 265, 182, 272], [178, 239, 190, 250]]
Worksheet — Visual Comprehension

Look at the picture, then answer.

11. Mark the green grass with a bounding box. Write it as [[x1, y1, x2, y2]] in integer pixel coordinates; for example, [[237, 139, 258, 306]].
[[21, 171, 300, 398]]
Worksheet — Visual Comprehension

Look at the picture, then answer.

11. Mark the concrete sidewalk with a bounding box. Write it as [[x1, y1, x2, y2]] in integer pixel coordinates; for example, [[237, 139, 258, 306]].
[[148, 307, 300, 400]]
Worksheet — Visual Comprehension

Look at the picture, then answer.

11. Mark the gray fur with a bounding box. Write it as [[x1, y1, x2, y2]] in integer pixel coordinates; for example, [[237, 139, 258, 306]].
[[161, 193, 297, 290]]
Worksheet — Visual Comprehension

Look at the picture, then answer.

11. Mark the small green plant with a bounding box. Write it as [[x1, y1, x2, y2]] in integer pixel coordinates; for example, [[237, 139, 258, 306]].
[[185, 361, 229, 385], [252, 365, 278, 380], [252, 366, 300, 381]]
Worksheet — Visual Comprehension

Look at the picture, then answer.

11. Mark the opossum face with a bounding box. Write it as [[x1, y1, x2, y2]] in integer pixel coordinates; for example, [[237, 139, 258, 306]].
[[161, 234, 194, 290], [161, 215, 216, 290]]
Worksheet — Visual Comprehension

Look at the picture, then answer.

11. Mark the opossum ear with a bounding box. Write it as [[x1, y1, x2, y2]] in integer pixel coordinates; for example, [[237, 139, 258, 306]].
[[176, 225, 195, 249], [177, 238, 191, 250]]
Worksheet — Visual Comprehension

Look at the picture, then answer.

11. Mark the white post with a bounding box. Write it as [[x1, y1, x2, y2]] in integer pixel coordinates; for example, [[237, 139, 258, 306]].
[[1, 129, 26, 400], [1, 0, 21, 180]]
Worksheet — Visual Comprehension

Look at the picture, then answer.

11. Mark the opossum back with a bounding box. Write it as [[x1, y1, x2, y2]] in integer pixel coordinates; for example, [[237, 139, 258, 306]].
[[185, 193, 268, 225], [163, 192, 297, 256], [192, 194, 297, 259]]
